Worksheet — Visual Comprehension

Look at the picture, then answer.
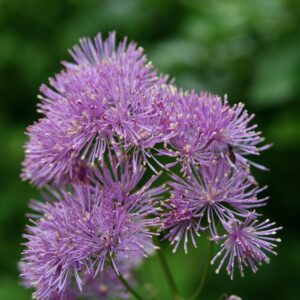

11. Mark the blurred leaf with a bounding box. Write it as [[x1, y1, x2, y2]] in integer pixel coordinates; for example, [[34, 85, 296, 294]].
[[250, 41, 300, 107], [267, 111, 300, 147], [0, 277, 31, 300], [150, 38, 206, 71]]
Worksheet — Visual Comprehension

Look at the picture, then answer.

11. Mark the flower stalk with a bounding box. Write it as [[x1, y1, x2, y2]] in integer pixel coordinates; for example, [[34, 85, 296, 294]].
[[109, 256, 146, 300], [155, 238, 182, 300], [189, 240, 214, 300]]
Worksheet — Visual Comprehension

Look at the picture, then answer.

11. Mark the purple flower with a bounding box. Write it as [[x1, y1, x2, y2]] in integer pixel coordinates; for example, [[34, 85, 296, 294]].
[[82, 264, 134, 300], [19, 30, 281, 298], [160, 89, 212, 172], [22, 32, 172, 186], [161, 90, 268, 172], [211, 215, 282, 279], [22, 117, 81, 186], [162, 188, 201, 253], [90, 152, 166, 199], [162, 159, 267, 252], [20, 262, 133, 300], [20, 158, 164, 299]]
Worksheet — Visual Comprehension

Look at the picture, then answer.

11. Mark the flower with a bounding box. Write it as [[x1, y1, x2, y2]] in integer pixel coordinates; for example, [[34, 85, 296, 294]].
[[162, 159, 267, 252], [20, 261, 133, 300], [22, 32, 172, 186], [160, 89, 212, 172], [20, 157, 164, 299], [161, 189, 201, 253], [211, 215, 282, 279], [20, 30, 281, 298], [161, 90, 268, 172], [81, 264, 133, 300]]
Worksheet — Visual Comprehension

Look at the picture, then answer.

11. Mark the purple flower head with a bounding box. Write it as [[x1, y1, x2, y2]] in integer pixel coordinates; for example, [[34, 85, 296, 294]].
[[195, 93, 270, 169], [90, 152, 167, 200], [21, 117, 97, 187], [20, 157, 164, 299], [20, 261, 133, 300], [162, 159, 268, 253], [20, 259, 77, 300], [22, 32, 172, 186], [19, 30, 280, 297], [162, 90, 268, 172], [211, 214, 282, 279], [160, 89, 212, 173], [81, 264, 134, 300], [162, 189, 201, 253]]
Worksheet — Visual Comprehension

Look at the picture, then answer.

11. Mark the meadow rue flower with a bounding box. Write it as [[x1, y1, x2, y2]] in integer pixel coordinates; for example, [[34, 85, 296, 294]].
[[161, 188, 201, 253], [89, 151, 167, 197], [20, 159, 164, 300], [80, 265, 133, 300], [161, 90, 269, 172], [22, 32, 173, 186], [211, 214, 282, 279], [162, 159, 268, 252], [159, 89, 213, 172], [20, 31, 281, 299], [20, 261, 133, 300]]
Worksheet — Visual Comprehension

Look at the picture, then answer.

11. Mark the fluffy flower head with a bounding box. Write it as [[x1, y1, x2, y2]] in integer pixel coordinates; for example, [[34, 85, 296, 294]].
[[162, 90, 268, 172], [211, 215, 282, 279], [22, 32, 172, 186], [21, 157, 164, 299], [162, 159, 267, 252]]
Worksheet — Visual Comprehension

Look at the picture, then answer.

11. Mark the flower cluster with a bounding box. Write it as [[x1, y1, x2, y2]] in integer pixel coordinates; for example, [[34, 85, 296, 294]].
[[21, 156, 163, 299], [22, 32, 172, 186], [21, 32, 281, 300], [160, 89, 281, 279]]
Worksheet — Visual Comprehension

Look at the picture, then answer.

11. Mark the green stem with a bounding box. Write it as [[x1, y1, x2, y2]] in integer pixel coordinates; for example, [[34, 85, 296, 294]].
[[109, 256, 146, 300], [188, 240, 214, 300], [155, 238, 182, 300]]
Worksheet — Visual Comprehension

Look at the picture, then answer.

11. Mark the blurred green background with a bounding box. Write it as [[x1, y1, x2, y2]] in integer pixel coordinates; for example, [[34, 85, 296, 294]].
[[0, 0, 299, 299]]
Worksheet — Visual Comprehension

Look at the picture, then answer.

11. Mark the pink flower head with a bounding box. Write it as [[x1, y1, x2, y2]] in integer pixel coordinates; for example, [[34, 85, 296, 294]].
[[211, 214, 282, 279], [22, 32, 172, 186]]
